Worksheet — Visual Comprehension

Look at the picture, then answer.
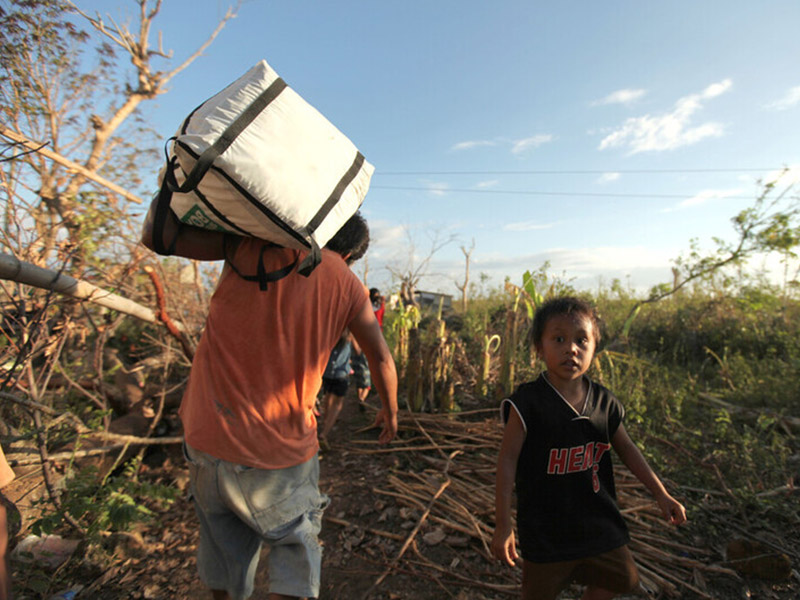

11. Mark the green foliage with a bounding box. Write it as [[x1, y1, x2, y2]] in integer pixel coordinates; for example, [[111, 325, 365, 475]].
[[32, 454, 178, 544]]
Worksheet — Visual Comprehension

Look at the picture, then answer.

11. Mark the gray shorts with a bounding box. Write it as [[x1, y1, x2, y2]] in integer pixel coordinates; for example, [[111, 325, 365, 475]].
[[184, 443, 329, 599]]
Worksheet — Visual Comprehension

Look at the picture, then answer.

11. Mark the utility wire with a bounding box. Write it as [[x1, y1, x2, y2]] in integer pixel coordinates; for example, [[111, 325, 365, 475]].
[[371, 185, 759, 201], [377, 167, 782, 176]]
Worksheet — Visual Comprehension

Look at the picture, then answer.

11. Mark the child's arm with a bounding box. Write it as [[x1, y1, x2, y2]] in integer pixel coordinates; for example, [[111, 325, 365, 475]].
[[492, 408, 525, 566], [612, 424, 687, 525]]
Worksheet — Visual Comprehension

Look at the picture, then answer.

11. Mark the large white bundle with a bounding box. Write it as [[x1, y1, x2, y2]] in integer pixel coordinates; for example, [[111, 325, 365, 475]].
[[155, 59, 373, 274]]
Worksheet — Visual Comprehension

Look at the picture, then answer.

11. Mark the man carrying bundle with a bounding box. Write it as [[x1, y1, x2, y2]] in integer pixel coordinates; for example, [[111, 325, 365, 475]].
[[142, 200, 398, 600]]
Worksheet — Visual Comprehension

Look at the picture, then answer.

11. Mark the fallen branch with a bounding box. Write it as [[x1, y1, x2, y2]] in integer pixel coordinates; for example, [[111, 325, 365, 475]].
[[10, 435, 183, 466], [144, 266, 195, 360], [363, 450, 459, 599], [697, 392, 800, 432], [0, 253, 184, 332]]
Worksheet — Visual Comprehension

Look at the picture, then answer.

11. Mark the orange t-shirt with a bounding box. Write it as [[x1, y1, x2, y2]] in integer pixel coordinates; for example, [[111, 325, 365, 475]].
[[0, 446, 14, 488], [179, 240, 367, 469]]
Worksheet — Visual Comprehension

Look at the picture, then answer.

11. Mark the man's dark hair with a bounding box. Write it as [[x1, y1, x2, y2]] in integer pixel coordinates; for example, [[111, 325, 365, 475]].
[[326, 211, 369, 264], [530, 296, 601, 350]]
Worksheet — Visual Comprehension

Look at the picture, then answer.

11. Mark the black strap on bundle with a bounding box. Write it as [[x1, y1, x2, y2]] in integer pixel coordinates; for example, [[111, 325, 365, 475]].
[[295, 152, 366, 276], [224, 237, 299, 291], [164, 78, 288, 196]]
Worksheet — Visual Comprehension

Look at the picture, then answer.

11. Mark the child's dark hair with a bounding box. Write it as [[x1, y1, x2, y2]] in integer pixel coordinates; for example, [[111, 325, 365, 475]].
[[326, 211, 369, 264], [530, 296, 601, 350]]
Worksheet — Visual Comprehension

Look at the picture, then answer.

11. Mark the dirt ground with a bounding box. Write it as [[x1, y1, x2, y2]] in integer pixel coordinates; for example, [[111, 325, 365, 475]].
[[6, 389, 799, 599]]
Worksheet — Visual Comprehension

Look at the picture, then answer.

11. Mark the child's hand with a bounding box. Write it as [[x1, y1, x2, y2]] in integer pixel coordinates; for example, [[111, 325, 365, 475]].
[[491, 526, 518, 567], [658, 493, 687, 526]]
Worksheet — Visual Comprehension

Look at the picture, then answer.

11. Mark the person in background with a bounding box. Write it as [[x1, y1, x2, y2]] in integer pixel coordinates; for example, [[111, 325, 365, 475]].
[[318, 331, 353, 450], [492, 296, 686, 600], [369, 288, 385, 328], [141, 198, 398, 600]]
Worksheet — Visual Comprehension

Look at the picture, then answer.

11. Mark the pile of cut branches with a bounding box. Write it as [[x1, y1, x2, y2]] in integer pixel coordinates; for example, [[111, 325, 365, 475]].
[[347, 409, 741, 599]]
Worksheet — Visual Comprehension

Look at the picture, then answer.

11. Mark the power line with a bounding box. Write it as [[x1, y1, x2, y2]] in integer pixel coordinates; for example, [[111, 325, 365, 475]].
[[371, 185, 757, 201], [377, 167, 782, 176]]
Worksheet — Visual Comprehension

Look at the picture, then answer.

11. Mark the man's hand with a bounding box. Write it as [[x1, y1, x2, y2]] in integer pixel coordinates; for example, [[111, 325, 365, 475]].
[[374, 407, 397, 444]]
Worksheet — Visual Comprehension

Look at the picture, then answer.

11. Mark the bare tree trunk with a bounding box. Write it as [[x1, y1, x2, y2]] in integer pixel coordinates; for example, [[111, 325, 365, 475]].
[[455, 240, 474, 313]]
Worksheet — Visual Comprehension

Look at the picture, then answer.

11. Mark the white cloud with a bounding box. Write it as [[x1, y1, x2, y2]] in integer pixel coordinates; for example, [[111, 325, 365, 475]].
[[661, 187, 743, 212], [701, 79, 733, 99], [591, 88, 646, 106], [511, 134, 554, 155], [598, 79, 732, 154], [366, 220, 406, 253], [764, 86, 800, 111], [451, 134, 553, 155], [443, 246, 677, 293], [451, 139, 497, 151], [503, 220, 556, 232], [369, 241, 789, 298], [475, 179, 500, 189], [424, 181, 449, 196], [597, 172, 621, 184]]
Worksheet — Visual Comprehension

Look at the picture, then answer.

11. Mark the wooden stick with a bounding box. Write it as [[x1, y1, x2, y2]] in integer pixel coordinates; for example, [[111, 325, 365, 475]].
[[633, 531, 715, 556], [323, 515, 405, 542], [637, 556, 713, 599], [409, 546, 519, 595], [363, 451, 460, 599], [350, 442, 495, 454]]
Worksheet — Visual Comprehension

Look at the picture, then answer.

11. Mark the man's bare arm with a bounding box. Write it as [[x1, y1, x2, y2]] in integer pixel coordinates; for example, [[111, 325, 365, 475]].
[[348, 300, 398, 443], [140, 194, 236, 261]]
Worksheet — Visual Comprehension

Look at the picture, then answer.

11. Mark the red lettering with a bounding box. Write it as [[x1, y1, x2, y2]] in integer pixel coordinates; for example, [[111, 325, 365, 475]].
[[567, 446, 584, 472], [581, 441, 595, 471], [593, 442, 611, 464], [547, 448, 568, 474]]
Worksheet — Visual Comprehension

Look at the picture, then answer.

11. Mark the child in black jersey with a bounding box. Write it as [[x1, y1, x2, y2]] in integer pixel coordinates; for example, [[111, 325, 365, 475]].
[[491, 297, 686, 600]]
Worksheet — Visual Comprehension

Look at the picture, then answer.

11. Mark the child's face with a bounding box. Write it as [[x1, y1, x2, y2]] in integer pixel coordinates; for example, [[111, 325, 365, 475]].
[[536, 312, 597, 386]]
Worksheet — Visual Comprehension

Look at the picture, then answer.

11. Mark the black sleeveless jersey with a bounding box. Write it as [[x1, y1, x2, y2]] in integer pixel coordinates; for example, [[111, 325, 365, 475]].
[[502, 374, 630, 562]]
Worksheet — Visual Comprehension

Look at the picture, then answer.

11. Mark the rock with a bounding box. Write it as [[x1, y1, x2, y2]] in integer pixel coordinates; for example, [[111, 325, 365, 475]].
[[12, 534, 80, 568], [422, 528, 446, 545]]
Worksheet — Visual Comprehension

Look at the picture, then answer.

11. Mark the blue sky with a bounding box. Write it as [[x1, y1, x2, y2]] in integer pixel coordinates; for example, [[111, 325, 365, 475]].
[[83, 1, 800, 295]]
